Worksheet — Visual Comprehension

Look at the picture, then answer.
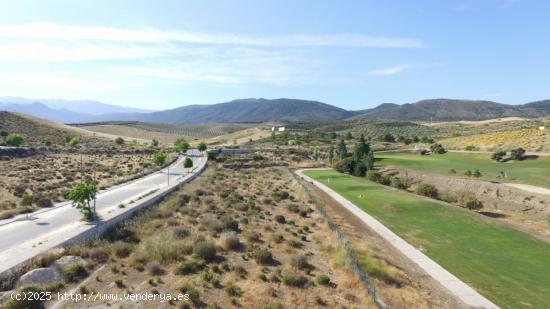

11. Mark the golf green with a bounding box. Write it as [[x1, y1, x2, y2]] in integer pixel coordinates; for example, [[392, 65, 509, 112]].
[[305, 169, 550, 309]]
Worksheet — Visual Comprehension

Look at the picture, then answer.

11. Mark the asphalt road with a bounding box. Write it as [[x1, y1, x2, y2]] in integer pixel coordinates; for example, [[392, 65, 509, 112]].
[[0, 149, 207, 277]]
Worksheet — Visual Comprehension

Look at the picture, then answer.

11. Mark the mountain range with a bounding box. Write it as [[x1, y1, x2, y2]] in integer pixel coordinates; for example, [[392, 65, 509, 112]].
[[1, 97, 549, 124]]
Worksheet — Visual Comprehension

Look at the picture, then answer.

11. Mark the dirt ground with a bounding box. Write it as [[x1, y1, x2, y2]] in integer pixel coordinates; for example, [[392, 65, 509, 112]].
[[0, 151, 162, 219], [4, 165, 384, 308]]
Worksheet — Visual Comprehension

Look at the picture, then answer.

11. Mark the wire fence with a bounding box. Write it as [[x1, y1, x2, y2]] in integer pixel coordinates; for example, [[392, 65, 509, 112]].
[[291, 170, 387, 309]]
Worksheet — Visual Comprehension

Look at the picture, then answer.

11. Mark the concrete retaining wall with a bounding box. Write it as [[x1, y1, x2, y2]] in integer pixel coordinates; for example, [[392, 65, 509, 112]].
[[0, 161, 207, 282]]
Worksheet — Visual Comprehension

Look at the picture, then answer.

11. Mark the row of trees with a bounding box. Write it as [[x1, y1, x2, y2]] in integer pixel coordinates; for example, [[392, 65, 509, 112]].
[[492, 148, 526, 162], [328, 134, 374, 177]]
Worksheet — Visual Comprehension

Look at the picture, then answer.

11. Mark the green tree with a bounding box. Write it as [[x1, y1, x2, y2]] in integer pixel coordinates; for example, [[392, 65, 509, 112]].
[[115, 137, 124, 145], [152, 150, 167, 167], [366, 150, 374, 171], [5, 133, 24, 146], [328, 145, 334, 166], [67, 182, 97, 221], [510, 148, 526, 161], [345, 132, 353, 140], [491, 151, 506, 162], [337, 139, 347, 160], [197, 142, 207, 152], [183, 157, 193, 168], [175, 138, 190, 153], [69, 137, 80, 147], [353, 160, 367, 177], [381, 133, 395, 143], [464, 170, 472, 177], [353, 134, 370, 162], [430, 143, 446, 154], [151, 139, 159, 147]]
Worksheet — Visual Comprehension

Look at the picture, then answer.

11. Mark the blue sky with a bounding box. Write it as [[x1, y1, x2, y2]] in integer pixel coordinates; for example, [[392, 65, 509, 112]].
[[0, 0, 548, 110]]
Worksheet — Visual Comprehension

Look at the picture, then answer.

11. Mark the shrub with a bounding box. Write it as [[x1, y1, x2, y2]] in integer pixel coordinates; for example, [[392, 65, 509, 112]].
[[448, 169, 457, 175], [173, 227, 190, 239], [430, 143, 446, 154], [459, 195, 483, 210], [282, 274, 308, 287], [112, 242, 132, 258], [20, 194, 33, 206], [291, 255, 311, 271], [224, 282, 241, 296], [146, 261, 164, 275], [377, 175, 391, 186], [193, 241, 217, 262], [90, 247, 109, 263], [178, 259, 206, 274], [253, 249, 273, 265], [391, 177, 406, 189], [464, 170, 472, 177], [272, 190, 289, 201], [222, 218, 239, 232], [222, 233, 240, 251], [34, 196, 53, 208], [179, 285, 200, 304], [115, 137, 124, 145], [274, 215, 286, 224], [317, 275, 331, 286], [64, 263, 88, 282], [473, 169, 482, 178], [366, 171, 381, 182], [416, 183, 439, 199], [6, 133, 24, 147]]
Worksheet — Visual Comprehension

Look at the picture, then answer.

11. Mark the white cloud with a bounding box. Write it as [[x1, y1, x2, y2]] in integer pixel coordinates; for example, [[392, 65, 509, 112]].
[[0, 73, 119, 92], [0, 22, 424, 48], [368, 65, 409, 76], [0, 42, 180, 62]]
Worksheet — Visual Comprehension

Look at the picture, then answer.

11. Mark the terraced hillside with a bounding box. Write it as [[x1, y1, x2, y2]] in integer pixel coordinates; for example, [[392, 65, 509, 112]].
[[440, 128, 548, 152], [76, 121, 262, 144]]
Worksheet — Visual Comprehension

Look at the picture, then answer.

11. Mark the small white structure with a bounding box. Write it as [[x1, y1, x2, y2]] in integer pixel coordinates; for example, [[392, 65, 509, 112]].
[[539, 126, 545, 131], [271, 127, 275, 131], [278, 126, 285, 132]]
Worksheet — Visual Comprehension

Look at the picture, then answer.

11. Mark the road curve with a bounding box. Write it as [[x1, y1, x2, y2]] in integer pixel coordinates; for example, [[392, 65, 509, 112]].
[[0, 150, 207, 278], [296, 168, 500, 309]]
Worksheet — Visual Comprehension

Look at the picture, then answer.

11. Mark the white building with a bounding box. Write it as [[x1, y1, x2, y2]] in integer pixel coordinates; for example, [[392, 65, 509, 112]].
[[539, 126, 545, 131]]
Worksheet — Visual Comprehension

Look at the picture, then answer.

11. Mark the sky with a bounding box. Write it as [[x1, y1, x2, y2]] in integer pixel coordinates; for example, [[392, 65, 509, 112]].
[[0, 0, 548, 111]]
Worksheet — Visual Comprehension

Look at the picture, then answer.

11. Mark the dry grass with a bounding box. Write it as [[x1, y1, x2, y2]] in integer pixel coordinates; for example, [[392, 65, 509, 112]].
[[37, 164, 376, 308]]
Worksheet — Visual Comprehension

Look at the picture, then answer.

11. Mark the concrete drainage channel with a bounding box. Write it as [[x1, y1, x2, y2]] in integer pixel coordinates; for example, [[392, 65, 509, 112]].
[[290, 169, 387, 309], [0, 157, 207, 283]]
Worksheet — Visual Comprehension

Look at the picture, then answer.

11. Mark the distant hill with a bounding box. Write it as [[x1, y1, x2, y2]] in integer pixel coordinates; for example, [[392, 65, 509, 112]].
[[95, 98, 359, 124], [0, 97, 152, 115], [2, 96, 550, 124], [354, 99, 550, 121], [0, 102, 95, 123]]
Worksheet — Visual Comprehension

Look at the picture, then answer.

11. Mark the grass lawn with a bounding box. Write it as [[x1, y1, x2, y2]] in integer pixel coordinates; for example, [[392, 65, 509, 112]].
[[305, 169, 550, 309], [376, 151, 550, 189]]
